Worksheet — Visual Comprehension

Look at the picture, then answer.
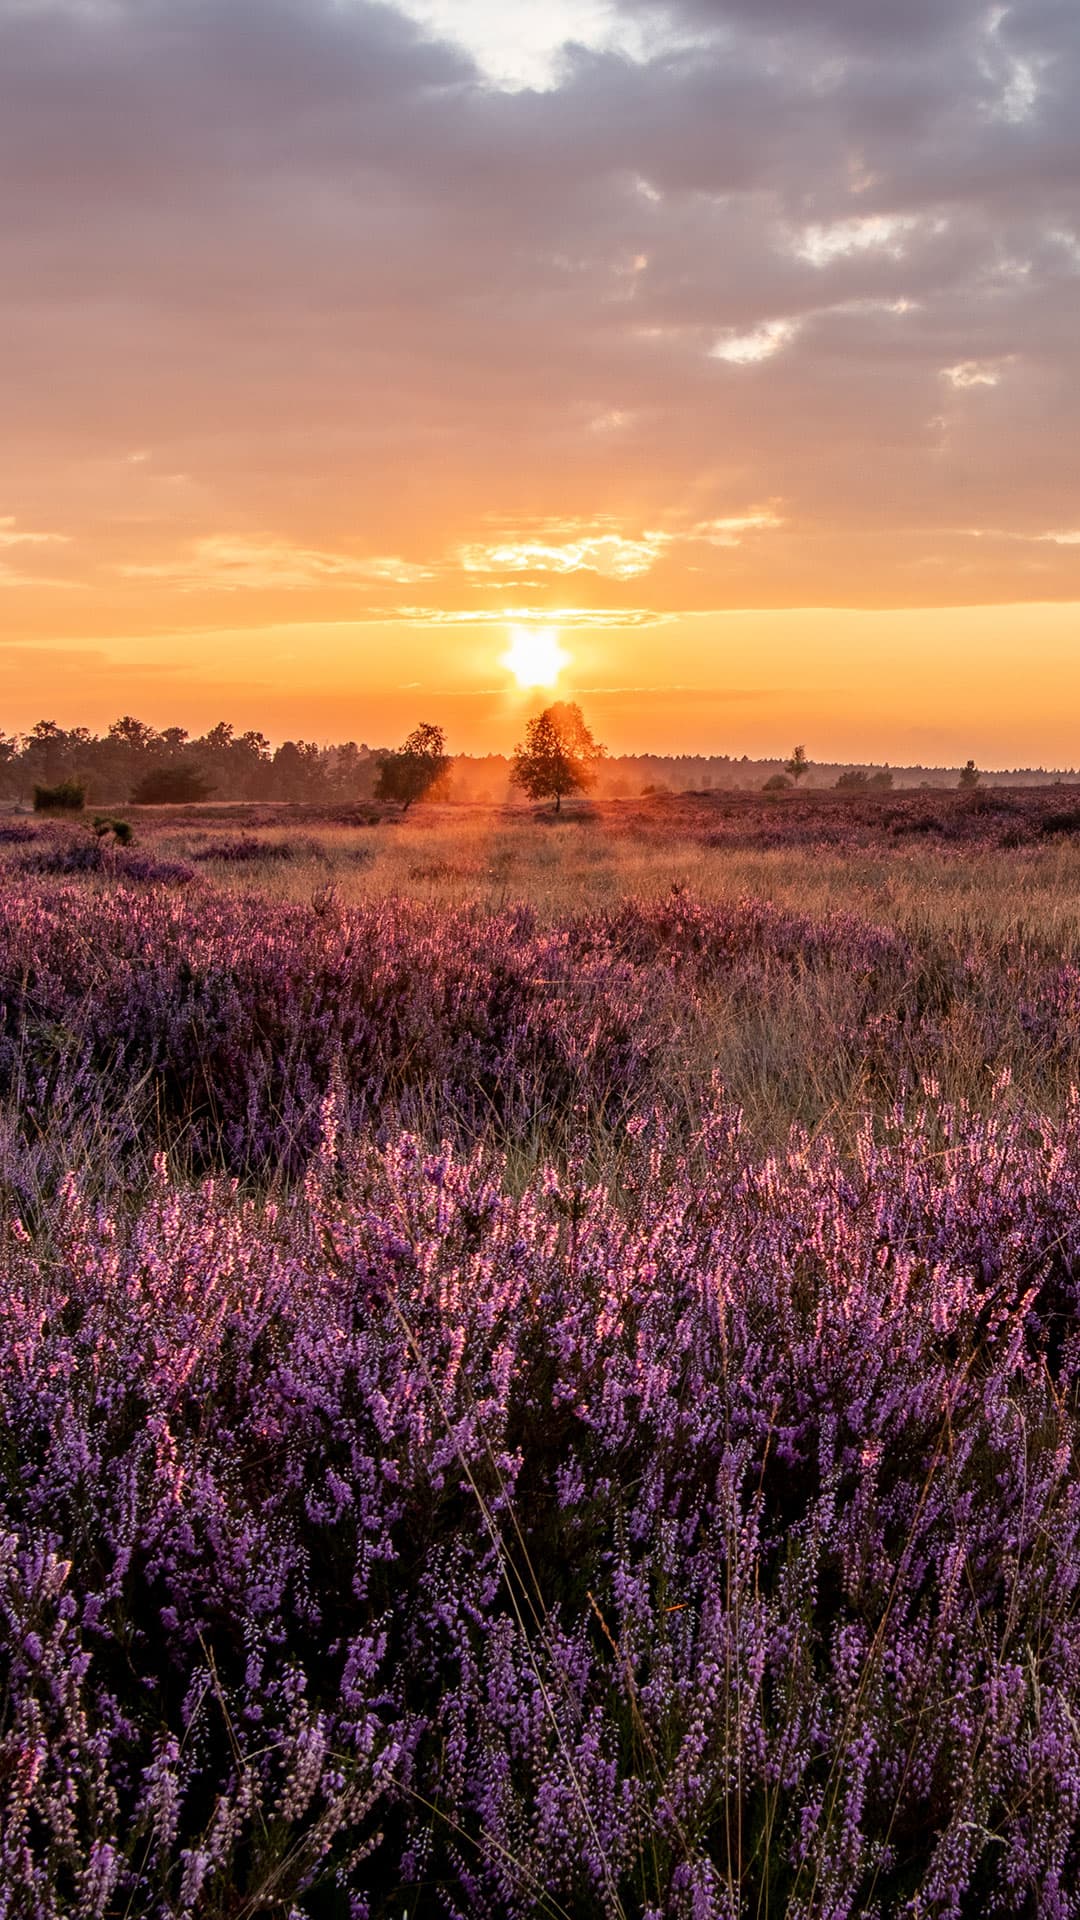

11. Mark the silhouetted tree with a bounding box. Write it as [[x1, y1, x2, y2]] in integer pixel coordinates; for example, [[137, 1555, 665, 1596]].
[[108, 716, 159, 752], [959, 759, 980, 790], [511, 703, 604, 812], [23, 721, 69, 790], [785, 744, 810, 784], [376, 722, 450, 811], [0, 732, 18, 799], [272, 739, 325, 802], [327, 741, 377, 801]]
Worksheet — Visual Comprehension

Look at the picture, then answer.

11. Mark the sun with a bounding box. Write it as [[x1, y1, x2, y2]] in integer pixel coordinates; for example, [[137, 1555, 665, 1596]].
[[501, 625, 569, 689]]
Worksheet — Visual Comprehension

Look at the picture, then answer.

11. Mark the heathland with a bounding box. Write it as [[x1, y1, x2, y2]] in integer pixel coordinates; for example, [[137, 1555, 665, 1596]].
[[5, 787, 1080, 1915]]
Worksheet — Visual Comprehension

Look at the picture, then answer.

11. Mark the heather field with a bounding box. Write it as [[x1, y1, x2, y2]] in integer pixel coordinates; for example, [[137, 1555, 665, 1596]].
[[7, 791, 1080, 1916]]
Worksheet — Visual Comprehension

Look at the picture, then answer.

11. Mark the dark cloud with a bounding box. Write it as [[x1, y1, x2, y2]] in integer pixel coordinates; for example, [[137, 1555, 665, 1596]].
[[620, 0, 984, 49]]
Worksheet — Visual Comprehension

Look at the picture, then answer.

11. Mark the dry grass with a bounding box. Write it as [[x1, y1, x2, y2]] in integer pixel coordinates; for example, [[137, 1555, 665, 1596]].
[[97, 799, 1079, 1149], [146, 802, 1080, 952]]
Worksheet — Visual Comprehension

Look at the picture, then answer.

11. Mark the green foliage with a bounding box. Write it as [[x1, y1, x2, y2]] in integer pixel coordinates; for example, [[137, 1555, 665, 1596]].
[[375, 722, 450, 811], [511, 702, 604, 812], [92, 815, 134, 846], [131, 764, 215, 805], [33, 780, 85, 813]]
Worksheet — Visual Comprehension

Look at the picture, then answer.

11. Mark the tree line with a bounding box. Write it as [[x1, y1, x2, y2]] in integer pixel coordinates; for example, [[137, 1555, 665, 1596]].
[[0, 717, 382, 807], [0, 704, 607, 812], [0, 710, 1029, 813]]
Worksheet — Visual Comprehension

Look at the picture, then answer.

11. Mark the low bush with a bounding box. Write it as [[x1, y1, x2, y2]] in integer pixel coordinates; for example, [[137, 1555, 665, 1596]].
[[21, 841, 194, 884], [191, 834, 325, 864], [32, 780, 85, 813], [131, 764, 215, 805], [4, 1100, 1080, 1912]]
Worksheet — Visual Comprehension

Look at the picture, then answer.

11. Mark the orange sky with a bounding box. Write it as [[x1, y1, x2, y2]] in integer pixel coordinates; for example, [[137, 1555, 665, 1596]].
[[2, 0, 1079, 762]]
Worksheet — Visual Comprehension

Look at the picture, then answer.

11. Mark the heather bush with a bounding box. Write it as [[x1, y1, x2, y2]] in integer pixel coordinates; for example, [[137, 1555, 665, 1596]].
[[20, 842, 195, 885], [6, 878, 1080, 1184], [191, 834, 327, 865], [4, 818, 1080, 1913], [4, 1099, 1080, 1912]]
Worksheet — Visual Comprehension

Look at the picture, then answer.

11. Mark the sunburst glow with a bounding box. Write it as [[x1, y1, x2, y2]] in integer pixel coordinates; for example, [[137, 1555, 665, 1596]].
[[500, 625, 570, 689]]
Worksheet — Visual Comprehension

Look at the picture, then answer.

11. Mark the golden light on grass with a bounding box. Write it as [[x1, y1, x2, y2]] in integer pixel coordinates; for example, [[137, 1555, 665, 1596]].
[[500, 624, 570, 689]]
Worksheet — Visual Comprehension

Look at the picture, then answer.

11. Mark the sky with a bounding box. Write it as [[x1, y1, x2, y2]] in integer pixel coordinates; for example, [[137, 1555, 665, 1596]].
[[2, 0, 1079, 762]]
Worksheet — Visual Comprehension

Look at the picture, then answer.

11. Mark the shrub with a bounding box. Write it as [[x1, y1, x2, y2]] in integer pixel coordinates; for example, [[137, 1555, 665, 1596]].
[[33, 780, 85, 813], [22, 841, 194, 884], [1041, 806, 1080, 837], [762, 772, 792, 792], [5, 1101, 1080, 1911], [131, 764, 214, 805], [93, 814, 134, 845], [191, 834, 325, 864], [840, 767, 893, 791]]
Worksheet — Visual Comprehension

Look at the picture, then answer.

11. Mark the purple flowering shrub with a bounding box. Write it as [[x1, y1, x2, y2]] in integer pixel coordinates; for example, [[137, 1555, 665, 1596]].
[[4, 1097, 1080, 1913], [627, 784, 1080, 852], [190, 836, 329, 865], [19, 840, 195, 886], [5, 881, 1080, 1190], [5, 839, 1080, 1912]]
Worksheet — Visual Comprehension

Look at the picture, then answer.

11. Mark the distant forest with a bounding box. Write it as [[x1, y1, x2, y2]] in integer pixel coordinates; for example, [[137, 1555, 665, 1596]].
[[0, 715, 1075, 806]]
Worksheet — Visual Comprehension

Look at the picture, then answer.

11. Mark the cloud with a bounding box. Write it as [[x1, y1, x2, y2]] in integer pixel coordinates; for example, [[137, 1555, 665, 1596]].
[[459, 527, 672, 579], [0, 517, 75, 587], [942, 360, 1004, 388], [793, 215, 926, 268], [0, 516, 67, 548], [118, 537, 433, 591], [962, 527, 1080, 546], [711, 319, 801, 365], [694, 510, 786, 545], [1, 0, 1079, 637], [397, 604, 671, 627]]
